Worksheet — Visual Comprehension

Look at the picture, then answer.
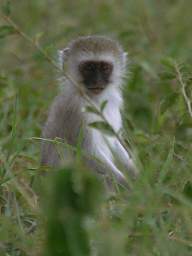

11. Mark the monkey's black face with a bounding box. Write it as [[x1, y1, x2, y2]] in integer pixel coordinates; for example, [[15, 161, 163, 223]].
[[79, 61, 113, 94]]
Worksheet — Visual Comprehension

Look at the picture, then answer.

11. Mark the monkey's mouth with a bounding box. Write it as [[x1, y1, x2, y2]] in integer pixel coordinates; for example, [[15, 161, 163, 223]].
[[85, 83, 107, 94], [88, 87, 105, 94]]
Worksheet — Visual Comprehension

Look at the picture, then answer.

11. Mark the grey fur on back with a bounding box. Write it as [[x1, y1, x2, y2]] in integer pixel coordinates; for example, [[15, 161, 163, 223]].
[[41, 85, 87, 166]]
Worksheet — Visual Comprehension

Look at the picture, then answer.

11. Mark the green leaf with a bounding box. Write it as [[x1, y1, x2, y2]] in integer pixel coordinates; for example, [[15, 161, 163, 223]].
[[183, 181, 192, 201], [0, 25, 15, 39], [159, 72, 176, 80], [2, 0, 11, 16], [43, 167, 102, 256], [89, 121, 115, 136], [158, 137, 175, 184], [100, 100, 108, 112], [140, 61, 157, 78], [161, 58, 175, 70], [84, 105, 100, 115]]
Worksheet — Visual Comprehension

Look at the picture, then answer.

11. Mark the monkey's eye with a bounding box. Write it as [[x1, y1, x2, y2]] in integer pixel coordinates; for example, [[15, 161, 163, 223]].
[[79, 62, 94, 75], [86, 63, 95, 72], [100, 62, 113, 75]]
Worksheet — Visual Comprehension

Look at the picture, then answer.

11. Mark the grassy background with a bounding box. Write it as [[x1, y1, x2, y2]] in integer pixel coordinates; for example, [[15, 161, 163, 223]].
[[0, 0, 192, 255]]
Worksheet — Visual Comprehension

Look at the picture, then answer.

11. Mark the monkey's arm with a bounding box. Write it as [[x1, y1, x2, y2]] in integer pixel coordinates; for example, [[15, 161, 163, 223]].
[[93, 149, 128, 188], [41, 92, 79, 167], [41, 120, 61, 167], [41, 140, 60, 167], [113, 140, 138, 178], [41, 95, 63, 167]]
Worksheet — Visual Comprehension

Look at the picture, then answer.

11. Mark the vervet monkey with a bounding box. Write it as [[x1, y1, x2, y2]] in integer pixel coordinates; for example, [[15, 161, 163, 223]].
[[41, 35, 137, 188]]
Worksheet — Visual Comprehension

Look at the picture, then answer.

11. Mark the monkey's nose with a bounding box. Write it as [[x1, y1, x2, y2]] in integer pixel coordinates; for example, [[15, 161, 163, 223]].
[[84, 73, 107, 89]]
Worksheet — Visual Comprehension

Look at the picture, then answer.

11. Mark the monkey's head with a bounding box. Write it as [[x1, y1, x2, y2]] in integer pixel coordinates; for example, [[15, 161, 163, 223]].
[[59, 36, 127, 96]]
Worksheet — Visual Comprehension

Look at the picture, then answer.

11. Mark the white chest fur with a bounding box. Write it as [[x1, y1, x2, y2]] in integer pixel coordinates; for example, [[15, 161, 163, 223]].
[[85, 87, 123, 160]]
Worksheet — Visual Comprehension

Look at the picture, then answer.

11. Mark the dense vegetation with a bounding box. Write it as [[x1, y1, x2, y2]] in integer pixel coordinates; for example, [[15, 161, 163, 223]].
[[0, 0, 192, 255]]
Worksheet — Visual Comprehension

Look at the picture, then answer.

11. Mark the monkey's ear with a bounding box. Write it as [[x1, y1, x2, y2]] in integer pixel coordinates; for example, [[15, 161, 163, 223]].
[[57, 48, 70, 70]]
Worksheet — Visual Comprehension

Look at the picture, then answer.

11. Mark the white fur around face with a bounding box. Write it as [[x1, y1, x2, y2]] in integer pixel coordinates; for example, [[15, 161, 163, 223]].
[[67, 52, 123, 90]]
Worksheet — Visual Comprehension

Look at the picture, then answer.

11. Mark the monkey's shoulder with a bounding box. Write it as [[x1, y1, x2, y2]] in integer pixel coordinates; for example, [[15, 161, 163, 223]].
[[44, 93, 86, 143]]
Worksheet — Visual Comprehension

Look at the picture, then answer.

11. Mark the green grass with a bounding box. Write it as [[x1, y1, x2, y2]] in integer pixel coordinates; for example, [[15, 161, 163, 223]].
[[0, 0, 192, 255]]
